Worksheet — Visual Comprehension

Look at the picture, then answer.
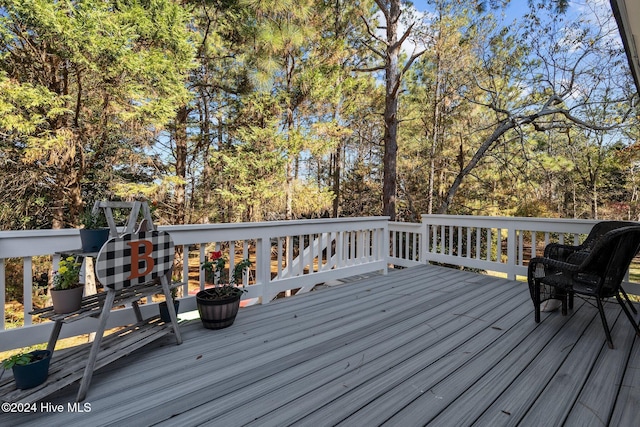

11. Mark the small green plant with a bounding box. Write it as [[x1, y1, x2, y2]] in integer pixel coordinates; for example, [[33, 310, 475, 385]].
[[201, 250, 252, 285], [80, 207, 107, 229], [200, 250, 252, 299], [52, 256, 82, 290], [1, 352, 41, 370]]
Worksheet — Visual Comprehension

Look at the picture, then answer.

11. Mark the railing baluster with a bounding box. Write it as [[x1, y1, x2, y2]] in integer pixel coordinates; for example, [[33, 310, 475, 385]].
[[23, 257, 33, 326], [1, 258, 5, 331], [497, 228, 503, 263], [199, 244, 206, 289], [277, 236, 283, 277]]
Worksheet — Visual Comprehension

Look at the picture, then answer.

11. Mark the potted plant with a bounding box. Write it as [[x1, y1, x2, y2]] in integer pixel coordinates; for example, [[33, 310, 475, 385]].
[[1, 350, 51, 389], [50, 256, 84, 314], [79, 206, 109, 252], [197, 250, 252, 329], [158, 285, 180, 323]]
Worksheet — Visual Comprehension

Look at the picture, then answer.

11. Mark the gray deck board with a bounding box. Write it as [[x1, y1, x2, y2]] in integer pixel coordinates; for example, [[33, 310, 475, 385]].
[[519, 311, 632, 427], [1, 264, 639, 426]]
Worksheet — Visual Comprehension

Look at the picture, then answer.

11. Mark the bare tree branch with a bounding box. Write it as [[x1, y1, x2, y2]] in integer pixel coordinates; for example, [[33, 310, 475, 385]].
[[374, 0, 390, 22], [394, 23, 414, 51], [354, 65, 386, 72], [358, 34, 386, 59], [360, 15, 387, 49]]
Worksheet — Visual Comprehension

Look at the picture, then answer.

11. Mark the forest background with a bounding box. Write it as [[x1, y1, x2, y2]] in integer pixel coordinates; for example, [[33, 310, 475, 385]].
[[1, 0, 639, 231]]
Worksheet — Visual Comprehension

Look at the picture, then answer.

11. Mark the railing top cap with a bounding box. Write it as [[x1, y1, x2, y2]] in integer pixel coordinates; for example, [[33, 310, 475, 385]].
[[420, 214, 604, 225], [0, 216, 390, 236], [159, 216, 390, 232]]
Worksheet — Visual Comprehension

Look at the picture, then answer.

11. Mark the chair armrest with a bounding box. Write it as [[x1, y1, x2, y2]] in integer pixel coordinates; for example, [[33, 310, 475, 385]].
[[528, 256, 582, 279], [565, 250, 590, 265], [544, 243, 582, 260]]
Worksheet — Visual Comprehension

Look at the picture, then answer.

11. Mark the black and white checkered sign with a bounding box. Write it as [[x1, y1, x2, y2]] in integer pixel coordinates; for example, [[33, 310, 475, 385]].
[[95, 231, 174, 290]]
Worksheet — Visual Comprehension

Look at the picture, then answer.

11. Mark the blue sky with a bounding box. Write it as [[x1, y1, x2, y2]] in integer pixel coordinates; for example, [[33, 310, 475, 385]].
[[410, 0, 532, 22], [409, 1, 614, 24]]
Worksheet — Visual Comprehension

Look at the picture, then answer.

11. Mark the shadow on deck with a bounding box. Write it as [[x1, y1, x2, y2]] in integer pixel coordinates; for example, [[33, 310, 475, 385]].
[[2, 264, 639, 426]]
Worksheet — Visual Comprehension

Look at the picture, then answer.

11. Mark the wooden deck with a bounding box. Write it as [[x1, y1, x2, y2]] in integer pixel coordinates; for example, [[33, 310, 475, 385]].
[[2, 264, 640, 426]]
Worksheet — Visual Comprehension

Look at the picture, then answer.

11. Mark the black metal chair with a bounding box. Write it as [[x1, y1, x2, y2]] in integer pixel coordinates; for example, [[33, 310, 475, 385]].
[[543, 221, 639, 314], [527, 225, 640, 349]]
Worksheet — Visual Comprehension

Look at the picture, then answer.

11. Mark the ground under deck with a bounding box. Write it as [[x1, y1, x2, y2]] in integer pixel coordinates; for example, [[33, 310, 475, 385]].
[[2, 264, 639, 426]]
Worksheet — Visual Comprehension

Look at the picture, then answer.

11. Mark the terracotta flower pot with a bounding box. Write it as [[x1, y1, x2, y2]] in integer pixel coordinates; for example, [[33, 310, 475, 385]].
[[50, 285, 84, 314]]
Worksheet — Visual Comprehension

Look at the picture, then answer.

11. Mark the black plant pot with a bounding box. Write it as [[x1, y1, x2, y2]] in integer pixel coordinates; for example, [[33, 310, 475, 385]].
[[159, 300, 180, 323], [12, 350, 51, 390], [196, 290, 241, 330], [79, 228, 110, 253]]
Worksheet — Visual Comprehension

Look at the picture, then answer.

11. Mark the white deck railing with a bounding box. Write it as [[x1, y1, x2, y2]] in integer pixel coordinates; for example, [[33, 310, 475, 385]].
[[0, 217, 388, 351], [390, 215, 639, 294], [2, 215, 637, 351], [390, 215, 603, 277]]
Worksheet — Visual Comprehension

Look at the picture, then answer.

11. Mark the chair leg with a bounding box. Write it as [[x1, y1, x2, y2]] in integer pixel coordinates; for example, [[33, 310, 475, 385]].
[[534, 280, 541, 323], [616, 294, 640, 337], [568, 291, 574, 310], [596, 298, 614, 349], [619, 286, 637, 314]]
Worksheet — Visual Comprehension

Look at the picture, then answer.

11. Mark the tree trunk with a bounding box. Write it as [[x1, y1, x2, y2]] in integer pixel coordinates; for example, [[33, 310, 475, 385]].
[[332, 142, 342, 218], [380, 0, 402, 221], [427, 53, 443, 215], [592, 180, 598, 219], [174, 105, 189, 225]]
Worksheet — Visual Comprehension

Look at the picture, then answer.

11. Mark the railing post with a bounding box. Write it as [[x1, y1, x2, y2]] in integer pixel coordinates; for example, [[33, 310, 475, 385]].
[[382, 225, 389, 274], [420, 218, 428, 264], [256, 237, 271, 304]]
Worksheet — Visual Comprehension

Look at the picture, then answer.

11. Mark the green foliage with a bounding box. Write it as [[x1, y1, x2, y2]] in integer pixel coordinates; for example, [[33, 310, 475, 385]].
[[200, 250, 252, 299], [0, 0, 638, 227], [1, 352, 36, 370], [52, 256, 82, 290], [0, 0, 194, 228], [79, 207, 107, 229], [201, 252, 252, 286]]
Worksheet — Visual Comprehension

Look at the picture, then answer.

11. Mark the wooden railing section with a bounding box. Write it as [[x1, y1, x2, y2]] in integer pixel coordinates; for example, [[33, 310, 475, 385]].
[[390, 216, 602, 279], [0, 217, 388, 350]]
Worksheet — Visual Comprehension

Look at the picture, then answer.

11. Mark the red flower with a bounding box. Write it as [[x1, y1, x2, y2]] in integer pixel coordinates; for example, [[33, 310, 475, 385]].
[[210, 250, 223, 260]]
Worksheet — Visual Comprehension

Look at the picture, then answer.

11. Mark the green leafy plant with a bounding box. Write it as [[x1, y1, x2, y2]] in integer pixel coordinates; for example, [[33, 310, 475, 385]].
[[200, 250, 252, 299], [52, 256, 82, 290], [80, 207, 107, 229], [1, 351, 46, 370]]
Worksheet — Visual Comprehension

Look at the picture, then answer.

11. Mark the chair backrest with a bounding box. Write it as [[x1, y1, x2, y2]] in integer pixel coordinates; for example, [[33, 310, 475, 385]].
[[582, 221, 638, 250], [579, 226, 640, 297]]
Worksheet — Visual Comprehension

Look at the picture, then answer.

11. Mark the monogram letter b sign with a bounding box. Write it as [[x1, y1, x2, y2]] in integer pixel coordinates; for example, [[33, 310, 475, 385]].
[[96, 231, 174, 290]]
